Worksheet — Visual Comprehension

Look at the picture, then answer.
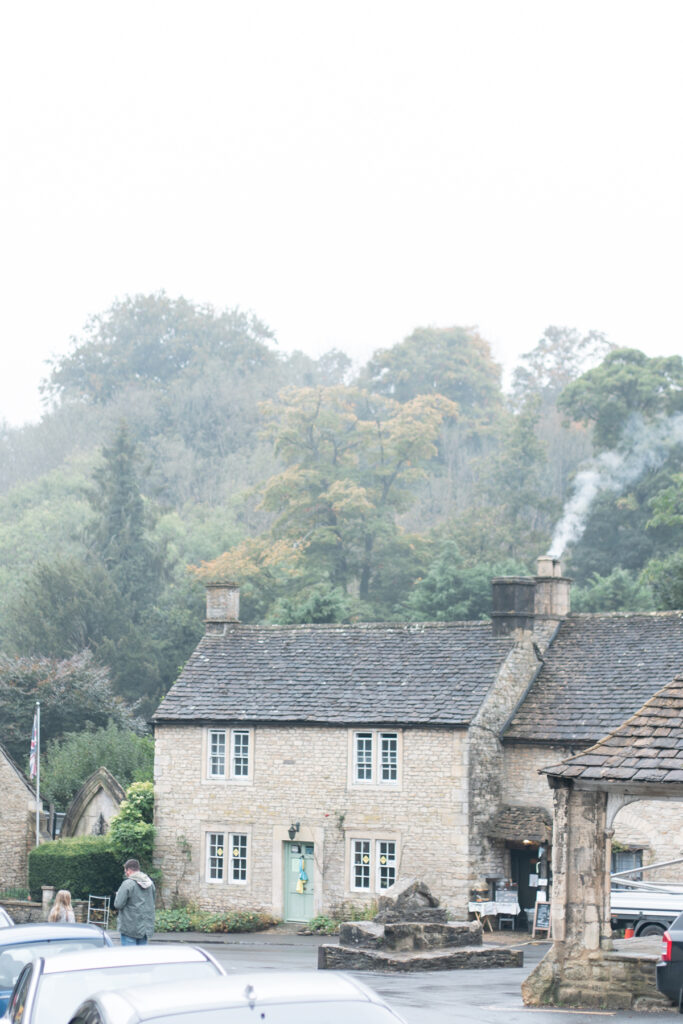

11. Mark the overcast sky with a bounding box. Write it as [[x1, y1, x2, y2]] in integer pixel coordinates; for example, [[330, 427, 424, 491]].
[[1, 0, 681, 426]]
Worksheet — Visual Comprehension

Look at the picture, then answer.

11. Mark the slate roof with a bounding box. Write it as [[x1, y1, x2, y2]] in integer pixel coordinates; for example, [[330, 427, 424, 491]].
[[485, 805, 552, 842], [543, 676, 683, 787], [153, 621, 514, 726], [505, 612, 683, 745]]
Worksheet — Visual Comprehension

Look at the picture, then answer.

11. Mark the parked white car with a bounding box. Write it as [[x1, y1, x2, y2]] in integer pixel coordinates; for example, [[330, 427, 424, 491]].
[[0, 911, 13, 930], [66, 971, 408, 1024], [2, 943, 224, 1024]]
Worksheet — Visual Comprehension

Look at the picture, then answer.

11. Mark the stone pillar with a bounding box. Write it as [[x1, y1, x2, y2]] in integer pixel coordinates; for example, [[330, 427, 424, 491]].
[[41, 885, 55, 920], [522, 783, 613, 1008]]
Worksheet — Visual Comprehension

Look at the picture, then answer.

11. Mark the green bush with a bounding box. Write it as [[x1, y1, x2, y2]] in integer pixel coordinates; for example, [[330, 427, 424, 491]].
[[28, 835, 121, 902], [108, 781, 155, 871], [306, 914, 338, 934], [154, 905, 278, 933]]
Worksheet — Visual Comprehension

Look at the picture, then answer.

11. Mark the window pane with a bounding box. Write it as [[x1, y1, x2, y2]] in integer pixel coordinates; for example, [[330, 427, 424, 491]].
[[377, 841, 396, 889], [209, 730, 226, 777], [231, 833, 248, 882], [232, 730, 250, 777], [380, 733, 398, 782], [355, 733, 373, 781], [353, 840, 371, 889], [208, 832, 225, 881]]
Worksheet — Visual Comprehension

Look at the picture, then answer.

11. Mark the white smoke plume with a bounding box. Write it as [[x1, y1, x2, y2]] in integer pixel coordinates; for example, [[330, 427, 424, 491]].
[[548, 413, 683, 559]]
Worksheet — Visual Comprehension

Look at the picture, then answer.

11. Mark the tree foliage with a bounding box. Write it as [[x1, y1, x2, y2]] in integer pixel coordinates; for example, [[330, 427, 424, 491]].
[[0, 651, 135, 767], [41, 723, 154, 809], [558, 348, 683, 452], [108, 781, 155, 870]]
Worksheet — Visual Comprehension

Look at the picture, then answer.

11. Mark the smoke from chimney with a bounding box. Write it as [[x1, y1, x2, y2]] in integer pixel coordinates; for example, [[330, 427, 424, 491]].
[[548, 413, 683, 559]]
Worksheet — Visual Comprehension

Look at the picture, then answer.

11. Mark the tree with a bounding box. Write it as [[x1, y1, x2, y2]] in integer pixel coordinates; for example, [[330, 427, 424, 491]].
[[197, 386, 457, 615], [88, 424, 160, 616], [358, 325, 502, 418], [41, 723, 154, 809], [406, 537, 526, 620], [571, 569, 654, 613], [42, 292, 277, 405], [558, 348, 683, 452], [0, 651, 136, 767], [511, 326, 614, 408]]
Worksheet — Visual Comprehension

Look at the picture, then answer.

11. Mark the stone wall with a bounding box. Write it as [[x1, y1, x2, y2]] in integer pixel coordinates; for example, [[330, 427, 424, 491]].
[[504, 744, 683, 875], [0, 752, 36, 891], [467, 637, 543, 888], [154, 723, 470, 919]]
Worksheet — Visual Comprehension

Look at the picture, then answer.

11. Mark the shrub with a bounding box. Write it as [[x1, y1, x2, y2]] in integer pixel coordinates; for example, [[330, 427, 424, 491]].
[[154, 905, 278, 933], [306, 914, 338, 934], [108, 781, 155, 870], [28, 835, 121, 902]]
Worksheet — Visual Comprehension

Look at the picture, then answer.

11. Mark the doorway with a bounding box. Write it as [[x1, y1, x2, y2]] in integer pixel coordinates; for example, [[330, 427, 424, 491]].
[[509, 846, 538, 924], [283, 841, 315, 922]]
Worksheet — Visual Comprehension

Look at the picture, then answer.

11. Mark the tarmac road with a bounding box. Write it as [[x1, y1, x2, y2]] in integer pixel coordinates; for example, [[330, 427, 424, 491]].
[[150, 928, 675, 1024]]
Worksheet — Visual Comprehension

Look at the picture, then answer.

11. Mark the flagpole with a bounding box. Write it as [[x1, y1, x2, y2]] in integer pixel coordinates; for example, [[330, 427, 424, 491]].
[[35, 702, 40, 847]]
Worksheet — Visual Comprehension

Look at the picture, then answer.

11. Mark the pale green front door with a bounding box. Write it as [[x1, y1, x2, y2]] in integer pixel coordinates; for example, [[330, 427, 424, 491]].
[[284, 841, 314, 922]]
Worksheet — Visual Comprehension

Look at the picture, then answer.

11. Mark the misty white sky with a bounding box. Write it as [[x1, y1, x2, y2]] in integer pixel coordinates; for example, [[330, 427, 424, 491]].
[[1, 0, 681, 426]]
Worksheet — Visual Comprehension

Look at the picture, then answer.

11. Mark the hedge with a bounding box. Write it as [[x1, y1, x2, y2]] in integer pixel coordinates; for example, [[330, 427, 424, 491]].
[[28, 835, 122, 903]]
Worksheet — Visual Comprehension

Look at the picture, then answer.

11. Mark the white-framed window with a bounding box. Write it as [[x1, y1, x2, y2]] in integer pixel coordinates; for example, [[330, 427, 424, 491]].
[[231, 730, 250, 777], [230, 833, 248, 883], [208, 730, 226, 778], [207, 832, 225, 882], [351, 838, 397, 892], [206, 728, 252, 780], [351, 730, 400, 786]]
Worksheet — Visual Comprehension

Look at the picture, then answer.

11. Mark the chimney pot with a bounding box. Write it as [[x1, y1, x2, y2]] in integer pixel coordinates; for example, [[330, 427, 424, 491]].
[[535, 557, 571, 619]]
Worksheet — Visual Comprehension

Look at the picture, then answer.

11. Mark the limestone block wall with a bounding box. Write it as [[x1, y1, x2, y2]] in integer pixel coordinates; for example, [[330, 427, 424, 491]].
[[0, 754, 35, 890], [504, 744, 683, 877], [154, 723, 469, 919], [467, 639, 543, 887]]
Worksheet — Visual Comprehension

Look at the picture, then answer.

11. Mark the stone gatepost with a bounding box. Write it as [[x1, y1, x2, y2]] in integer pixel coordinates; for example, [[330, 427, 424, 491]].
[[41, 885, 55, 920], [522, 780, 615, 1008]]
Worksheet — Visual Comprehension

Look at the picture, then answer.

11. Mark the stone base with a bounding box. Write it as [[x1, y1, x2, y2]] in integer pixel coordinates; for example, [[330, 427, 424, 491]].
[[318, 943, 523, 972], [522, 944, 671, 1011], [339, 919, 482, 952]]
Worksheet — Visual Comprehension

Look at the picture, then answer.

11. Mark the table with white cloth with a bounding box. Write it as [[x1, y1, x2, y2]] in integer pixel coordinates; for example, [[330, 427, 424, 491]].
[[468, 899, 521, 931]]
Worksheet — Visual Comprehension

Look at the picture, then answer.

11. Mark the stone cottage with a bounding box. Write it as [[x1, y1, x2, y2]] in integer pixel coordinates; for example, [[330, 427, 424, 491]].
[[152, 557, 683, 923], [0, 742, 45, 891]]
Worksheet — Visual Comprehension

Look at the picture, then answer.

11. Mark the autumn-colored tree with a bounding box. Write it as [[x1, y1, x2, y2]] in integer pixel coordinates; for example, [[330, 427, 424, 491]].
[[196, 386, 456, 617]]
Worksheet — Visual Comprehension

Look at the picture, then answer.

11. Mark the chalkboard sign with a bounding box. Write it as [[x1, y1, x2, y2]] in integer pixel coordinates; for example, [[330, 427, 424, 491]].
[[532, 901, 551, 937]]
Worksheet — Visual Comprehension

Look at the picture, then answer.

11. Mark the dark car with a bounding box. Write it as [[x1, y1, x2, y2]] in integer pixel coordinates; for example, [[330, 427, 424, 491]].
[[0, 923, 111, 1017], [656, 911, 683, 1009]]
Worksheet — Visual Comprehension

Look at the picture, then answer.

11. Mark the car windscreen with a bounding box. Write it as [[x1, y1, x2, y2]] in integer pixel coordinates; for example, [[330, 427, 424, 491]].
[[35, 960, 222, 1024], [138, 1003, 402, 1024], [0, 939, 106, 991]]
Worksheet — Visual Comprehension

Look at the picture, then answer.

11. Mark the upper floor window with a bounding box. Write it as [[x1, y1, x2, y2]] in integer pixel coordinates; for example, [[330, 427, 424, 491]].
[[207, 728, 251, 780], [352, 730, 399, 785]]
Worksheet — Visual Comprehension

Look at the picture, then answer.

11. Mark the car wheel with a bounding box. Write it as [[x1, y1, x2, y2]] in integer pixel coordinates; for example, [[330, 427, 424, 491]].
[[638, 923, 665, 937]]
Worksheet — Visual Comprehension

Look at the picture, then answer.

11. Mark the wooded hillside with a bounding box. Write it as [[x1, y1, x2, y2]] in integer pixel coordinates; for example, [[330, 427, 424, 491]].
[[1, 293, 682, 781]]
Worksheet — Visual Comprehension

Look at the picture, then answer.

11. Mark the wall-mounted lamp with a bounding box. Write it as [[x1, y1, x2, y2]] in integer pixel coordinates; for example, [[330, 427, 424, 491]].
[[288, 822, 300, 841]]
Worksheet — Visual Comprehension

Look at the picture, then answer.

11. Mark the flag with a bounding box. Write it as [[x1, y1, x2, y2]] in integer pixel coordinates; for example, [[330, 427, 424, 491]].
[[29, 709, 38, 779]]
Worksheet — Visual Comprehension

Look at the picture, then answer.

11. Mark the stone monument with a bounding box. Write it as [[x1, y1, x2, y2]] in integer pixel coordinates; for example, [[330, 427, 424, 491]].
[[318, 878, 523, 971]]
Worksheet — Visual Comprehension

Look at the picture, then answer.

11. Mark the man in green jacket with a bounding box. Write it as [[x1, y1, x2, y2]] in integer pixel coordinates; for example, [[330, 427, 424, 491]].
[[114, 858, 156, 945]]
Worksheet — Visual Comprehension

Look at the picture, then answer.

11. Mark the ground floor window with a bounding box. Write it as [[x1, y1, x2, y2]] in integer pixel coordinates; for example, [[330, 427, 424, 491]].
[[351, 838, 397, 892], [231, 833, 248, 883], [206, 830, 249, 884], [207, 832, 225, 881], [611, 848, 643, 888]]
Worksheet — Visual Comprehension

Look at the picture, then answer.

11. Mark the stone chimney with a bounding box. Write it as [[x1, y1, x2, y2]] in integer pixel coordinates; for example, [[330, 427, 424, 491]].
[[534, 556, 571, 620], [205, 583, 240, 634], [491, 576, 536, 637]]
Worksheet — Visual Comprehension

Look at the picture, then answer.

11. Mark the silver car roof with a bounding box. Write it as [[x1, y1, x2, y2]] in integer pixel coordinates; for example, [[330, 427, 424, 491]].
[[85, 971, 403, 1021], [39, 943, 215, 975]]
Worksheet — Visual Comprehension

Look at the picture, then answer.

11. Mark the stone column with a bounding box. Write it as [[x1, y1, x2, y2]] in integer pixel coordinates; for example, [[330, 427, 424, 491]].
[[41, 885, 55, 920]]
